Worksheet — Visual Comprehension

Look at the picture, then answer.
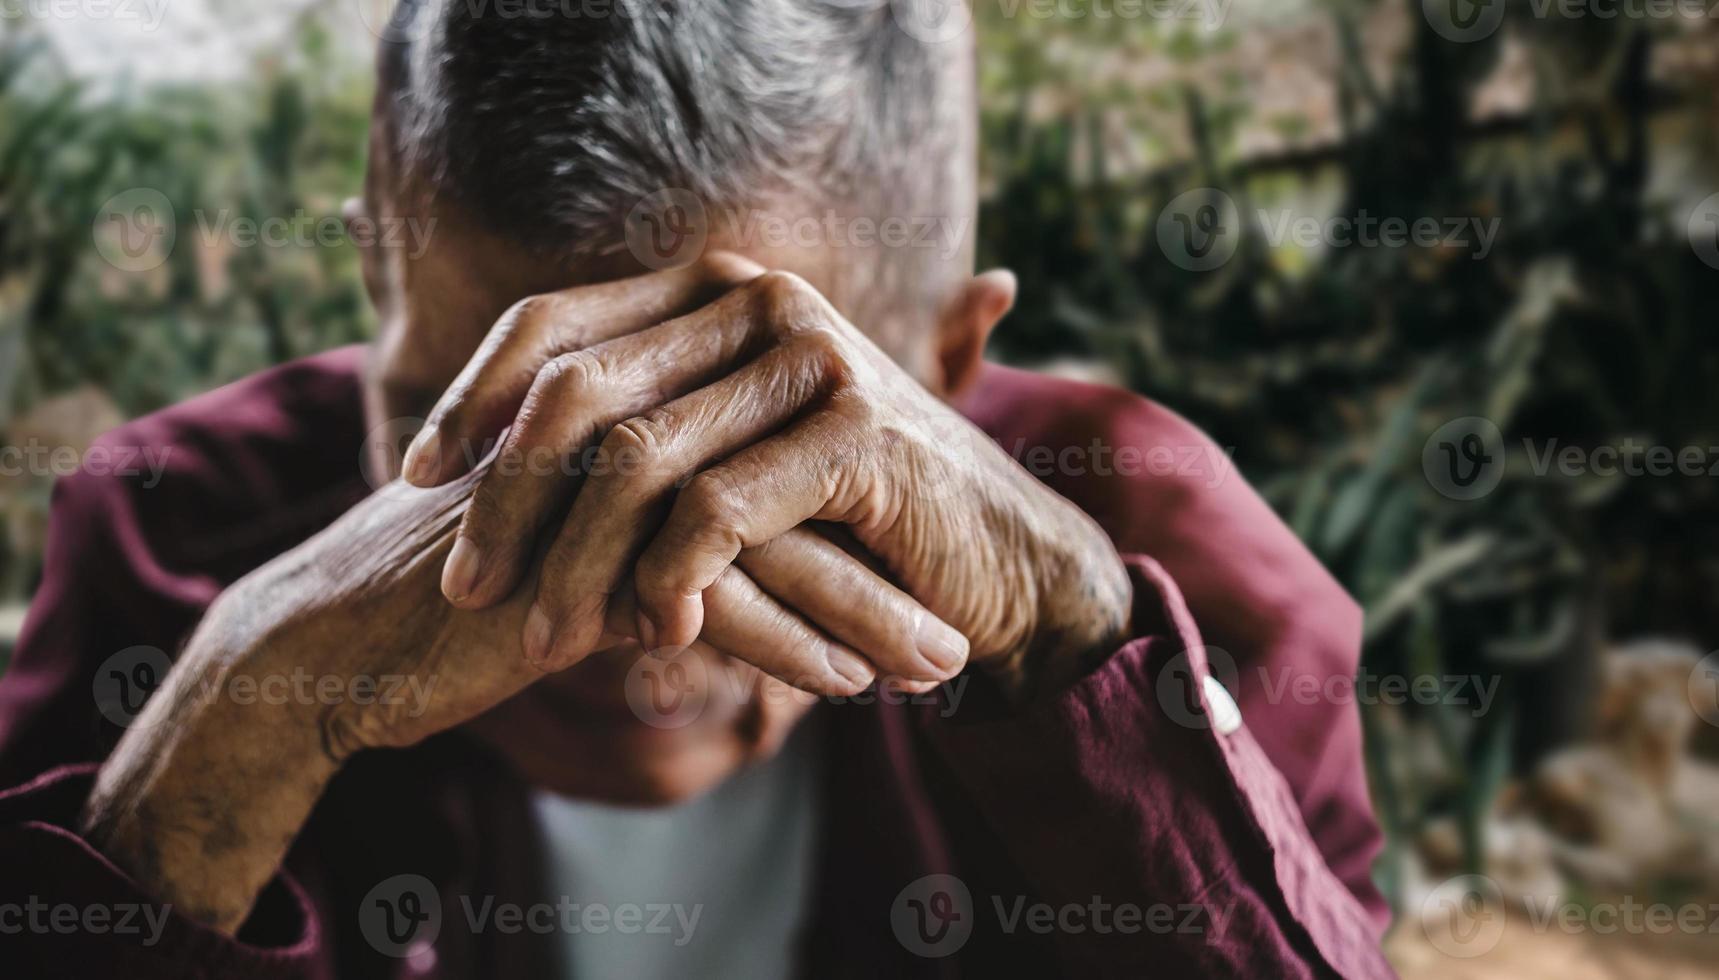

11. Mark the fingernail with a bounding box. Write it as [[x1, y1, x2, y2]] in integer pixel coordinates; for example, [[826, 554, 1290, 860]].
[[442, 538, 481, 602], [524, 605, 554, 664], [402, 425, 441, 486], [636, 611, 659, 653], [916, 616, 969, 675], [827, 648, 875, 689]]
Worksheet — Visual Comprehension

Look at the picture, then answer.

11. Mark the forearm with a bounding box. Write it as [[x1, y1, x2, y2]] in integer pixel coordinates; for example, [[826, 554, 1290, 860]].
[[80, 595, 340, 934]]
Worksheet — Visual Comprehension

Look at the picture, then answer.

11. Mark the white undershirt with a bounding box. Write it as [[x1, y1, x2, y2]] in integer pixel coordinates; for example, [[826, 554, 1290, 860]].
[[531, 722, 822, 980]]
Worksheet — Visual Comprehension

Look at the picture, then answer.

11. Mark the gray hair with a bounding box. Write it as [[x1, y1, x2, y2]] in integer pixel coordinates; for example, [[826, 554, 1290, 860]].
[[378, 0, 969, 269]]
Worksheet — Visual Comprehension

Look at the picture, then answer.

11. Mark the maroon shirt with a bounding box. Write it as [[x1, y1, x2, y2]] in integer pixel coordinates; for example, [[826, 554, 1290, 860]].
[[0, 346, 1394, 978]]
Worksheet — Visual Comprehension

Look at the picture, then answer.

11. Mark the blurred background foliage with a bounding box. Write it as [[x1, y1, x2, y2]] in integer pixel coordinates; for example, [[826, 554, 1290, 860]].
[[2, 0, 1718, 965]]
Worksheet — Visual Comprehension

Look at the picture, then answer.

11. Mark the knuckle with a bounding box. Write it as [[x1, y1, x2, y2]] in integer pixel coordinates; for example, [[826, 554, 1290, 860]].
[[790, 324, 851, 377], [828, 386, 877, 426], [601, 413, 670, 481], [680, 469, 742, 528], [515, 351, 605, 439], [749, 270, 822, 331], [498, 293, 554, 336], [695, 251, 761, 288], [540, 349, 606, 400]]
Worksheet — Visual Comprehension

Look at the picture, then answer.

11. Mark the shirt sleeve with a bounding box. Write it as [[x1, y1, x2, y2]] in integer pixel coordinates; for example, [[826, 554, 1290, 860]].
[[0, 764, 332, 979], [913, 554, 1397, 979]]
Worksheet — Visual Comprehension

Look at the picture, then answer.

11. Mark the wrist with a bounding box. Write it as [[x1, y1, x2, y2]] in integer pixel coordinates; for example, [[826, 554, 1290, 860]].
[[985, 515, 1133, 701]]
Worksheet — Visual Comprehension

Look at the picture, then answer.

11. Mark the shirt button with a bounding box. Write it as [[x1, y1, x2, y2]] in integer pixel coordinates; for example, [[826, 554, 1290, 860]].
[[1202, 675, 1242, 735]]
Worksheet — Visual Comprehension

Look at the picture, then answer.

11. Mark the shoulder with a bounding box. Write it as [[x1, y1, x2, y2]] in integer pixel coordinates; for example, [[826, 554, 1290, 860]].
[[957, 362, 1240, 543], [0, 347, 373, 778], [47, 344, 373, 590], [958, 362, 1361, 660]]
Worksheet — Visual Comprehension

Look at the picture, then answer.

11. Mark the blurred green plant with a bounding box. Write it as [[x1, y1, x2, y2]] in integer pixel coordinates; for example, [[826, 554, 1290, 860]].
[[0, 22, 374, 605], [978, 1, 1719, 909]]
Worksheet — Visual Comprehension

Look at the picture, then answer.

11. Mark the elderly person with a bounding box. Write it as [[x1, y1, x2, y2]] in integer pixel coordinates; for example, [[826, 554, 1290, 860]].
[[0, 1, 1392, 976]]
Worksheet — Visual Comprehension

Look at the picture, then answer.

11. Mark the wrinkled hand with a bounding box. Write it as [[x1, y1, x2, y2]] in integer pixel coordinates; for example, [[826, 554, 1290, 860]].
[[404, 255, 1132, 696], [230, 464, 928, 758]]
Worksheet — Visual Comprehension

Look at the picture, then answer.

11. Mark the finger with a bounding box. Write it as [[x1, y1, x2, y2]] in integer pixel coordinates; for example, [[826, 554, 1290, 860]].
[[696, 563, 875, 696], [737, 527, 967, 682], [449, 272, 825, 611], [632, 406, 867, 651], [522, 281, 845, 663], [403, 253, 763, 487], [443, 331, 739, 607]]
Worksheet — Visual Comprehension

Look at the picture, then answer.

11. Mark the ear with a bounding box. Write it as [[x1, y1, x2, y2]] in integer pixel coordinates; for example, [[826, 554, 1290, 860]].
[[933, 269, 1016, 399]]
